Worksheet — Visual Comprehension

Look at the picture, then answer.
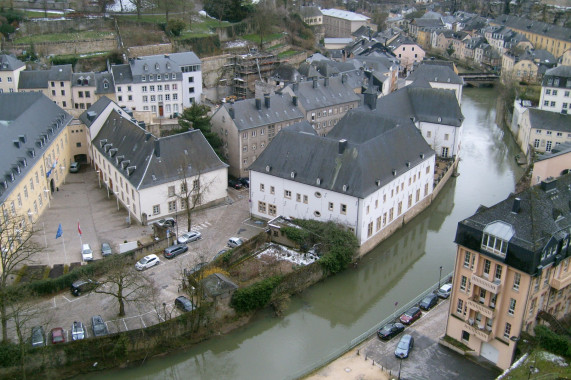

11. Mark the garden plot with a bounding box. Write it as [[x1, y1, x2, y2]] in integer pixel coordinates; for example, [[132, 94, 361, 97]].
[[256, 244, 318, 266]]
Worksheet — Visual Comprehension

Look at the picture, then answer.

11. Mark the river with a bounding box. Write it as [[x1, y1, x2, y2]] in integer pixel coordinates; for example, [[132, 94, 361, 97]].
[[85, 87, 524, 380]]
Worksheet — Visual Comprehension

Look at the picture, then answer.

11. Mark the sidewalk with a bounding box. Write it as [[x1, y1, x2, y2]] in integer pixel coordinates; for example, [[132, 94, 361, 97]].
[[305, 347, 390, 380]]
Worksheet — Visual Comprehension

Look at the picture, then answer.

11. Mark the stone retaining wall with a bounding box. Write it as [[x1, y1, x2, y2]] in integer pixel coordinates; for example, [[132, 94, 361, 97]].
[[11, 37, 117, 56]]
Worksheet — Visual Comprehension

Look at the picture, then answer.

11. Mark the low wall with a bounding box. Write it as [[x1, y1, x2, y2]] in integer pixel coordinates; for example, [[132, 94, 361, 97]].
[[128, 43, 173, 58], [11, 37, 117, 56], [18, 18, 113, 35]]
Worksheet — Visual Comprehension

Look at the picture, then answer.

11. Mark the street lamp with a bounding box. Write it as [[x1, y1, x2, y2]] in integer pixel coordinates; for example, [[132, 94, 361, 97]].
[[43, 189, 51, 208], [114, 192, 120, 211], [438, 265, 443, 290], [96, 170, 101, 188], [127, 204, 131, 226]]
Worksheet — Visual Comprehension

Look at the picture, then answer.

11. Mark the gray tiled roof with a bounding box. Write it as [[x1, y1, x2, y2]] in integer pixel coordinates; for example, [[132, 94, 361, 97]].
[[528, 108, 570, 133], [377, 85, 464, 127], [413, 18, 444, 28], [388, 34, 418, 49], [249, 110, 434, 198], [0, 54, 25, 71], [407, 62, 463, 85], [542, 66, 571, 88], [78, 96, 114, 127], [536, 142, 571, 162], [286, 76, 361, 112], [110, 64, 133, 85], [112, 53, 195, 85], [18, 65, 73, 89], [300, 6, 322, 18], [0, 93, 72, 202], [218, 92, 303, 132], [492, 15, 571, 42], [72, 72, 115, 94], [284, 120, 317, 135], [93, 110, 226, 190]]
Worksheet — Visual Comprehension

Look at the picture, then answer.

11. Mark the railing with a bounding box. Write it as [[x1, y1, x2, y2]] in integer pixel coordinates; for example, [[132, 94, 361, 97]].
[[471, 273, 501, 294], [290, 272, 454, 379]]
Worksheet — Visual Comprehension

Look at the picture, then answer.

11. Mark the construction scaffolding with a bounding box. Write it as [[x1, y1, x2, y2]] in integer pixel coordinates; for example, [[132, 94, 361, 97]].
[[233, 52, 279, 99]]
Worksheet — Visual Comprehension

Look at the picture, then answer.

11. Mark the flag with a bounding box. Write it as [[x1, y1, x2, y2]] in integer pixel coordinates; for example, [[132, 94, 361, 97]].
[[78, 222, 82, 236], [55, 224, 63, 239], [394, 302, 398, 307]]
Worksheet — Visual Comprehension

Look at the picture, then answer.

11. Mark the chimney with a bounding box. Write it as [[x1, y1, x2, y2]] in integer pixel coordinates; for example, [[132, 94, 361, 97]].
[[313, 78, 317, 89], [255, 98, 262, 110], [145, 132, 152, 141], [341, 73, 347, 84], [338, 139, 347, 155], [364, 88, 377, 110], [324, 77, 329, 87], [540, 177, 557, 192], [293, 95, 298, 106], [511, 198, 521, 213], [154, 140, 161, 157], [264, 93, 270, 108], [229, 106, 235, 119]]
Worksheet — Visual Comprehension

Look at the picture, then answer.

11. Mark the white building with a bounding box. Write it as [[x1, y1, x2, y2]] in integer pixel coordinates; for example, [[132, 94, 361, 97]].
[[0, 54, 25, 94], [81, 97, 227, 225], [539, 66, 571, 115], [321, 8, 371, 38], [249, 103, 435, 249], [111, 52, 202, 118]]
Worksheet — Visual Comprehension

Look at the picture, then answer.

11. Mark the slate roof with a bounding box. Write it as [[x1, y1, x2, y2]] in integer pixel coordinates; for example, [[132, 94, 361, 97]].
[[528, 108, 570, 133], [218, 92, 303, 132], [18, 65, 73, 89], [110, 63, 133, 85], [0, 54, 25, 71], [300, 6, 322, 18], [536, 142, 571, 162], [388, 34, 419, 50], [413, 18, 444, 29], [407, 62, 463, 85], [286, 76, 361, 112], [93, 110, 226, 190], [298, 62, 322, 79], [78, 96, 114, 127], [376, 86, 464, 127], [492, 15, 571, 42], [0, 93, 72, 202], [457, 173, 571, 259], [283, 120, 317, 135], [542, 66, 571, 88], [249, 110, 434, 198], [321, 9, 369, 21], [272, 64, 301, 83], [515, 49, 556, 66], [71, 72, 115, 94]]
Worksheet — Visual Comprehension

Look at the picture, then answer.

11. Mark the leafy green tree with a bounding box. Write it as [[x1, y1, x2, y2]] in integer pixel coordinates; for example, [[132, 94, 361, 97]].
[[447, 43, 455, 57], [178, 104, 224, 159], [203, 0, 251, 23], [166, 18, 186, 36]]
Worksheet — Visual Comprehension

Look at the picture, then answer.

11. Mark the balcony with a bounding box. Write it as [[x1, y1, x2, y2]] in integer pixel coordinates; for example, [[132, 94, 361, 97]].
[[466, 299, 495, 319], [549, 273, 571, 291], [471, 273, 501, 294], [463, 321, 493, 342]]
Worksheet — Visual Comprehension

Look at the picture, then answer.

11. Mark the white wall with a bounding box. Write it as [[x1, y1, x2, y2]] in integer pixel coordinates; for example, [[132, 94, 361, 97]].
[[181, 70, 202, 107], [419, 121, 462, 158]]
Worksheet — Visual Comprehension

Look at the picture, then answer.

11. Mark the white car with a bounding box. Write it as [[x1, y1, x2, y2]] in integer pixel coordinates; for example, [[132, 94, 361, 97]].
[[81, 243, 93, 262], [135, 254, 160, 271], [227, 237, 244, 248], [437, 283, 452, 298], [178, 231, 202, 244]]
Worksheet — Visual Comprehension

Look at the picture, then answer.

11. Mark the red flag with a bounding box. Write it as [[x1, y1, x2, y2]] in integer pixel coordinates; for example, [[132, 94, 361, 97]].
[[78, 222, 82, 235]]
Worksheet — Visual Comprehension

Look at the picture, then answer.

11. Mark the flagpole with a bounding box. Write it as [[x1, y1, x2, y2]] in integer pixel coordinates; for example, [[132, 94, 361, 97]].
[[78, 221, 83, 247], [62, 235, 68, 264]]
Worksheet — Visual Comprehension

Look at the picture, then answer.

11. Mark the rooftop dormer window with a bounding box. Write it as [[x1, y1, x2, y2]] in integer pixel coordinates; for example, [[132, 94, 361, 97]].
[[481, 221, 513, 258], [155, 63, 159, 70]]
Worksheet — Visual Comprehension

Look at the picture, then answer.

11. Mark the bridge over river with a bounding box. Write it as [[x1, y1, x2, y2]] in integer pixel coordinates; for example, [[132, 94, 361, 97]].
[[459, 72, 500, 86]]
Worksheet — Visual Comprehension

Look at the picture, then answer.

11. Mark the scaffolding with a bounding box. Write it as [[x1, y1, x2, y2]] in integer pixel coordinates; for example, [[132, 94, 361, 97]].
[[233, 53, 279, 99]]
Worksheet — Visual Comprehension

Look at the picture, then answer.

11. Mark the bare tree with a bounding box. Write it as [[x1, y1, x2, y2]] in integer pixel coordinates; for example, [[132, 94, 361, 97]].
[[176, 163, 215, 232], [127, 0, 145, 19], [93, 256, 151, 316], [251, 0, 276, 50], [0, 211, 42, 343], [96, 0, 115, 15]]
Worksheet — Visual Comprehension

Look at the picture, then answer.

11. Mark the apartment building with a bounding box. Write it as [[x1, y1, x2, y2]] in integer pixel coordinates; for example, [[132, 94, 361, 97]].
[[18, 64, 73, 111], [445, 175, 571, 370], [387, 35, 425, 73], [321, 9, 371, 38], [0, 54, 25, 94], [538, 66, 571, 114], [70, 72, 116, 117], [501, 49, 556, 84], [516, 108, 570, 156]]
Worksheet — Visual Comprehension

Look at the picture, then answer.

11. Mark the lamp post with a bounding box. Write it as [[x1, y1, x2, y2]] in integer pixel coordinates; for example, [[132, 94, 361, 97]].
[[96, 170, 101, 188], [114, 192, 120, 211], [43, 189, 51, 208], [127, 204, 131, 226], [60, 166, 66, 184], [397, 357, 403, 380], [438, 265, 443, 290]]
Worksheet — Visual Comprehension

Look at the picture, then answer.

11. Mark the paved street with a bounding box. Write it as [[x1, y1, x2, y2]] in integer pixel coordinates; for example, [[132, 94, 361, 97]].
[[12, 165, 264, 343]]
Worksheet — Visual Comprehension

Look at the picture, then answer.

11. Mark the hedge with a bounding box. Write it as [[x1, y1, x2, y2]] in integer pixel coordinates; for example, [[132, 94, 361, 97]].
[[534, 325, 571, 357], [230, 275, 283, 313]]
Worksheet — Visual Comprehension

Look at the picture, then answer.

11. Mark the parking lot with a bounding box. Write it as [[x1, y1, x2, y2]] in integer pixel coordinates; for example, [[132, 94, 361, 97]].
[[13, 165, 264, 344]]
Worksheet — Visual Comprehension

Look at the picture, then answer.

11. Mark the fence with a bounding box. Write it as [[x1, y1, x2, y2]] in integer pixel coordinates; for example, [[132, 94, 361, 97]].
[[290, 272, 454, 379]]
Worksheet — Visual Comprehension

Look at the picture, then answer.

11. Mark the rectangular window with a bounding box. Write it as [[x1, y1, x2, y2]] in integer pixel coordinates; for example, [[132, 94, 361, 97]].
[[270, 186, 275, 194], [258, 201, 267, 213], [284, 190, 292, 199], [328, 202, 333, 211], [340, 204, 347, 215], [508, 298, 516, 315], [513, 273, 521, 291], [460, 276, 467, 291], [457, 299, 464, 314], [495, 265, 502, 281], [303, 195, 308, 204], [464, 252, 471, 268], [367, 222, 373, 237], [504, 323, 511, 339], [168, 186, 175, 197], [483, 259, 491, 277], [152, 205, 160, 215], [260, 183, 265, 192], [268, 204, 276, 216], [168, 200, 177, 212], [296, 193, 301, 202]]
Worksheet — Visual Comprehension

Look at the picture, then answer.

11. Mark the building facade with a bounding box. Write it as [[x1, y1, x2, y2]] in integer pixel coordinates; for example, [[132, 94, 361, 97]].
[[516, 108, 571, 156], [539, 66, 571, 114], [446, 175, 571, 370], [0, 54, 25, 94], [321, 9, 371, 38]]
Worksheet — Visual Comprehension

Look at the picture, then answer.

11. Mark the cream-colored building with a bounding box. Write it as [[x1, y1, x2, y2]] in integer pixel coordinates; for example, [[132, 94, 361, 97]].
[[321, 9, 371, 38], [446, 175, 571, 370], [515, 108, 570, 156], [18, 65, 73, 111], [531, 143, 571, 186], [0, 92, 73, 228], [0, 54, 25, 94]]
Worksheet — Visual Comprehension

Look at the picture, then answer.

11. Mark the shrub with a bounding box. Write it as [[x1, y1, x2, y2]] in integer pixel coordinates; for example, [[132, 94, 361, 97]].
[[534, 325, 571, 357], [0, 341, 21, 368], [166, 19, 185, 37], [282, 226, 310, 246], [231, 275, 282, 312], [50, 56, 78, 67]]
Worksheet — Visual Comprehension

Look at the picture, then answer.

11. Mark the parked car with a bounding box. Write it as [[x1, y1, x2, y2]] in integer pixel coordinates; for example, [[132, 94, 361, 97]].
[[154, 218, 176, 228], [174, 296, 195, 312], [377, 322, 405, 340], [164, 244, 188, 259], [135, 254, 160, 270], [91, 315, 108, 337], [419, 294, 439, 311], [69, 162, 81, 173], [101, 242, 112, 257], [177, 231, 202, 244], [70, 279, 98, 296], [238, 177, 250, 188], [437, 283, 452, 299], [186, 262, 208, 277], [71, 321, 85, 341], [394, 334, 414, 358], [81, 243, 93, 262], [30, 326, 45, 347], [213, 249, 228, 261], [228, 179, 243, 189], [399, 306, 422, 325], [50, 327, 65, 344], [227, 237, 244, 248]]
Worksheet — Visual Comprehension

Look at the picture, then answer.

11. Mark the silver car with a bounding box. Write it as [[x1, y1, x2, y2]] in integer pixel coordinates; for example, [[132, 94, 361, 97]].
[[71, 321, 86, 341], [395, 334, 414, 358]]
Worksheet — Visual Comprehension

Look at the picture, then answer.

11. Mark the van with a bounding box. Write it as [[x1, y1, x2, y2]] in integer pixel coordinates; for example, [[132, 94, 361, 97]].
[[81, 243, 93, 261], [70, 279, 98, 296]]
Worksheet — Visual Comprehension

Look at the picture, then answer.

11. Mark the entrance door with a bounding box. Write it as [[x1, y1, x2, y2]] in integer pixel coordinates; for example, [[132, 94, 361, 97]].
[[159, 104, 164, 117], [50, 178, 55, 192], [481, 342, 499, 364]]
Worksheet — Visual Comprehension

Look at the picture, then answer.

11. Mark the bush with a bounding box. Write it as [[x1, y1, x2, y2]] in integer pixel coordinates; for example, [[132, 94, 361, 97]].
[[231, 275, 282, 312], [282, 226, 310, 246], [166, 19, 185, 37], [534, 325, 571, 357], [0, 341, 21, 368], [50, 56, 78, 67]]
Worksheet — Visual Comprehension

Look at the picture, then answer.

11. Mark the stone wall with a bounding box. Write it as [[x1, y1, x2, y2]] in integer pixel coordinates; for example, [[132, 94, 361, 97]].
[[127, 43, 173, 58], [11, 37, 117, 56], [18, 18, 113, 35], [201, 53, 234, 88]]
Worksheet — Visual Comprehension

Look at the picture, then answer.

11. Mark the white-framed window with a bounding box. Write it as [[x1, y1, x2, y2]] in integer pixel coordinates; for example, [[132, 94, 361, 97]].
[[504, 322, 511, 339], [508, 298, 516, 316], [168, 200, 177, 212], [258, 201, 267, 213], [464, 252, 471, 268], [340, 204, 347, 214], [152, 204, 160, 215], [456, 299, 463, 314], [260, 183, 265, 191], [483, 259, 491, 277], [284, 190, 292, 199], [495, 264, 502, 281], [513, 272, 521, 291]]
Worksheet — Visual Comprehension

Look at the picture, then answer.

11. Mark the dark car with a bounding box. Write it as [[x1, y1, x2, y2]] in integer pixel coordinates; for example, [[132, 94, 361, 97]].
[[228, 179, 243, 189], [377, 322, 405, 340], [50, 327, 65, 344], [399, 306, 422, 325], [70, 279, 98, 296], [174, 296, 195, 312], [395, 334, 414, 358], [91, 315, 108, 337], [30, 326, 45, 347], [164, 243, 189, 259], [419, 294, 438, 311], [238, 177, 250, 188], [101, 242, 112, 257]]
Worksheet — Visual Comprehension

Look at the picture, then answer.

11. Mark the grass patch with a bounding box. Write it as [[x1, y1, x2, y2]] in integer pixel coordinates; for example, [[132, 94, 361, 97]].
[[277, 50, 300, 59], [241, 32, 284, 44], [23, 10, 63, 19], [115, 14, 168, 24], [502, 350, 570, 379], [442, 335, 471, 351], [266, 43, 286, 51], [14, 31, 114, 44]]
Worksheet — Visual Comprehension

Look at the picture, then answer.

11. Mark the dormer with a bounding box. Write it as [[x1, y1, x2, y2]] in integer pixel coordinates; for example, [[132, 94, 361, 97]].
[[103, 143, 113, 153], [144, 64, 149, 71], [99, 139, 108, 148], [126, 166, 136, 176], [121, 160, 130, 169], [109, 148, 118, 157]]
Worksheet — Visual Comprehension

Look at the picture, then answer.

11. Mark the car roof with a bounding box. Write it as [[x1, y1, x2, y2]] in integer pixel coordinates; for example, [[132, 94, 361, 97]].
[[400, 334, 412, 341], [440, 284, 452, 290]]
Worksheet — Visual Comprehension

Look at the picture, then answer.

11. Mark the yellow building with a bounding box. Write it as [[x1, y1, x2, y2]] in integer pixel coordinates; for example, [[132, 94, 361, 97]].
[[445, 175, 571, 370], [0, 93, 74, 227], [0, 54, 25, 94]]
